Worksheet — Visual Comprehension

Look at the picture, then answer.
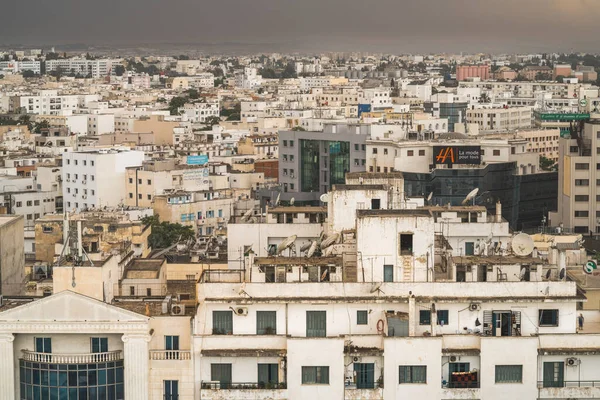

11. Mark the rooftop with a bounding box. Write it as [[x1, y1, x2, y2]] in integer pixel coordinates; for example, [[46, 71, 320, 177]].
[[268, 206, 327, 214], [122, 259, 165, 279], [357, 209, 432, 218]]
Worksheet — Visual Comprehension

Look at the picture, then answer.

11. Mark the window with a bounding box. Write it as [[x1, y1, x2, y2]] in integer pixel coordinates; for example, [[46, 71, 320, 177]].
[[302, 366, 329, 384], [357, 310, 368, 325], [419, 310, 449, 325], [419, 150, 425, 156], [129, 286, 135, 295], [538, 309, 559, 327], [575, 195, 589, 202], [211, 364, 232, 388], [213, 311, 233, 335], [399, 233, 413, 255], [372, 148, 378, 154], [407, 150, 414, 156], [258, 363, 279, 385], [575, 179, 589, 186], [165, 335, 180, 355], [16, 201, 22, 207], [399, 366, 427, 384], [575, 163, 589, 170], [289, 140, 294, 147], [138, 179, 142, 184], [164, 380, 179, 400], [306, 311, 326, 337], [283, 140, 288, 147], [383, 148, 388, 155], [147, 194, 151, 200], [493, 149, 500, 156], [129, 193, 133, 199], [570, 146, 579, 153], [35, 337, 52, 353], [34, 200, 40, 206], [384, 265, 394, 282], [146, 288, 152, 296], [138, 194, 142, 200], [495, 365, 523, 383], [42, 226, 53, 233], [129, 178, 133, 184], [575, 211, 589, 217], [354, 144, 359, 151], [257, 311, 277, 335], [91, 175, 94, 181], [91, 337, 108, 353], [27, 200, 32, 206]]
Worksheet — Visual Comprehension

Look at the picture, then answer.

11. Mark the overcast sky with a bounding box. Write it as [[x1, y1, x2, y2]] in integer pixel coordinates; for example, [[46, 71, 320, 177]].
[[2, 0, 599, 53]]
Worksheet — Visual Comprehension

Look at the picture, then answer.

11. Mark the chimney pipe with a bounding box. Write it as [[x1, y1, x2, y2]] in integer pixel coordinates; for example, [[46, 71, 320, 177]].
[[495, 201, 502, 223]]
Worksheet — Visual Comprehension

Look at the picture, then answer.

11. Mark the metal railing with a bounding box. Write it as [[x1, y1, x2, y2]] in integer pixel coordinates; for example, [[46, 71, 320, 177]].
[[149, 350, 191, 360], [538, 380, 600, 388], [446, 381, 480, 389], [21, 350, 122, 364], [201, 382, 287, 390]]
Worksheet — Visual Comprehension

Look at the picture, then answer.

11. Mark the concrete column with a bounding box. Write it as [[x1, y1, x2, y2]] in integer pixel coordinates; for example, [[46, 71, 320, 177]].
[[122, 333, 151, 400], [408, 295, 417, 337], [0, 333, 15, 400], [430, 304, 438, 337]]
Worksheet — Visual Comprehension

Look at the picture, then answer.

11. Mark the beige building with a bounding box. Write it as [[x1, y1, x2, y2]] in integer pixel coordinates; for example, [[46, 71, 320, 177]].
[[34, 210, 152, 264], [125, 160, 210, 208], [466, 106, 532, 132], [550, 116, 600, 233], [516, 128, 561, 162], [153, 189, 234, 236], [237, 134, 278, 157], [0, 215, 25, 296], [114, 115, 181, 145]]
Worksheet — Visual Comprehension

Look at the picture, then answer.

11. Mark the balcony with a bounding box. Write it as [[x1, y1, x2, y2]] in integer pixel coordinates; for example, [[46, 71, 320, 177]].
[[344, 383, 384, 400], [21, 350, 122, 364], [200, 382, 287, 400], [537, 381, 600, 399], [149, 350, 191, 360]]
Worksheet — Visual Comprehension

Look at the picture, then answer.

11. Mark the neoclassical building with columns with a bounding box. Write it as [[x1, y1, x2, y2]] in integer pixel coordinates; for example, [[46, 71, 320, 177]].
[[0, 290, 192, 400]]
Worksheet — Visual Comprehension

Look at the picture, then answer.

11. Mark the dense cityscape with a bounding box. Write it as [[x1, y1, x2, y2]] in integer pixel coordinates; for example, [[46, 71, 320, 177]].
[[0, 46, 600, 400]]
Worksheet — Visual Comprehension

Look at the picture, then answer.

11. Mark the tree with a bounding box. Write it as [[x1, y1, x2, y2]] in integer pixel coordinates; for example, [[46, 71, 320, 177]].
[[168, 96, 187, 115], [555, 75, 565, 83], [45, 52, 60, 60], [259, 68, 277, 79], [281, 63, 297, 79], [147, 65, 160, 75], [49, 66, 63, 82], [479, 93, 491, 103], [22, 70, 36, 78], [141, 216, 195, 249], [226, 113, 240, 121], [115, 65, 126, 76], [34, 120, 50, 134], [535, 72, 551, 81], [185, 89, 200, 100], [18, 115, 33, 130], [204, 116, 221, 127], [291, 126, 306, 131], [539, 156, 557, 172]]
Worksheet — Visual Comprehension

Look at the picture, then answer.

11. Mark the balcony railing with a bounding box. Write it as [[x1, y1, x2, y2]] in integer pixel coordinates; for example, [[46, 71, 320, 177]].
[[537, 380, 600, 388], [150, 350, 191, 360], [21, 350, 122, 364], [201, 382, 287, 390], [446, 381, 480, 389]]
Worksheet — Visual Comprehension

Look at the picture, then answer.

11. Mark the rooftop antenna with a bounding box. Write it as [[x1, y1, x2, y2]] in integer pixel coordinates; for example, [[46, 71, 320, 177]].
[[461, 188, 479, 205], [275, 192, 281, 207], [426, 192, 433, 205], [307, 240, 318, 258], [290, 197, 295, 206], [240, 208, 253, 222]]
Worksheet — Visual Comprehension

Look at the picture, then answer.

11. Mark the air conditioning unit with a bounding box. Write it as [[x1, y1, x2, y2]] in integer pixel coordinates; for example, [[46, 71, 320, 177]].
[[66, 178, 70, 182], [234, 306, 248, 316], [352, 356, 361, 363], [469, 303, 480, 311], [171, 304, 185, 315], [566, 357, 579, 367], [450, 356, 458, 362], [82, 195, 87, 199], [82, 181, 87, 184]]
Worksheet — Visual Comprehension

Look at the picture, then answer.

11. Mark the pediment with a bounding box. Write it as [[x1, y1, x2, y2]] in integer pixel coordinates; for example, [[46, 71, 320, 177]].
[[0, 291, 148, 323]]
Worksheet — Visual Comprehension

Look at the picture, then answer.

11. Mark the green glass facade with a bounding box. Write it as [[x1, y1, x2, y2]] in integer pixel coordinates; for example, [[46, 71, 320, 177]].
[[328, 141, 350, 186], [300, 140, 320, 192]]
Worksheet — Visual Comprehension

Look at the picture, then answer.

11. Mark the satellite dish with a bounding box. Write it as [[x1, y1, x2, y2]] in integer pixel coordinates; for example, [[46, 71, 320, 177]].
[[240, 208, 253, 222], [559, 268, 566, 280], [370, 282, 382, 293], [511, 233, 534, 256], [275, 193, 281, 206], [518, 267, 527, 281], [461, 188, 479, 205], [320, 232, 340, 249], [426, 192, 433, 202], [320, 193, 329, 203], [545, 269, 552, 280], [290, 197, 295, 206], [307, 240, 318, 258], [300, 242, 312, 253], [322, 246, 334, 256], [276, 235, 297, 255]]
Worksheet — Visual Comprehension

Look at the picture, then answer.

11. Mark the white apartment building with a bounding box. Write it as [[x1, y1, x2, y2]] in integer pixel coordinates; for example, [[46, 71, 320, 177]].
[[360, 88, 392, 110], [62, 148, 145, 212], [0, 61, 42, 74], [234, 67, 261, 89], [179, 102, 219, 123], [45, 58, 122, 78], [466, 106, 532, 132], [12, 90, 100, 115]]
